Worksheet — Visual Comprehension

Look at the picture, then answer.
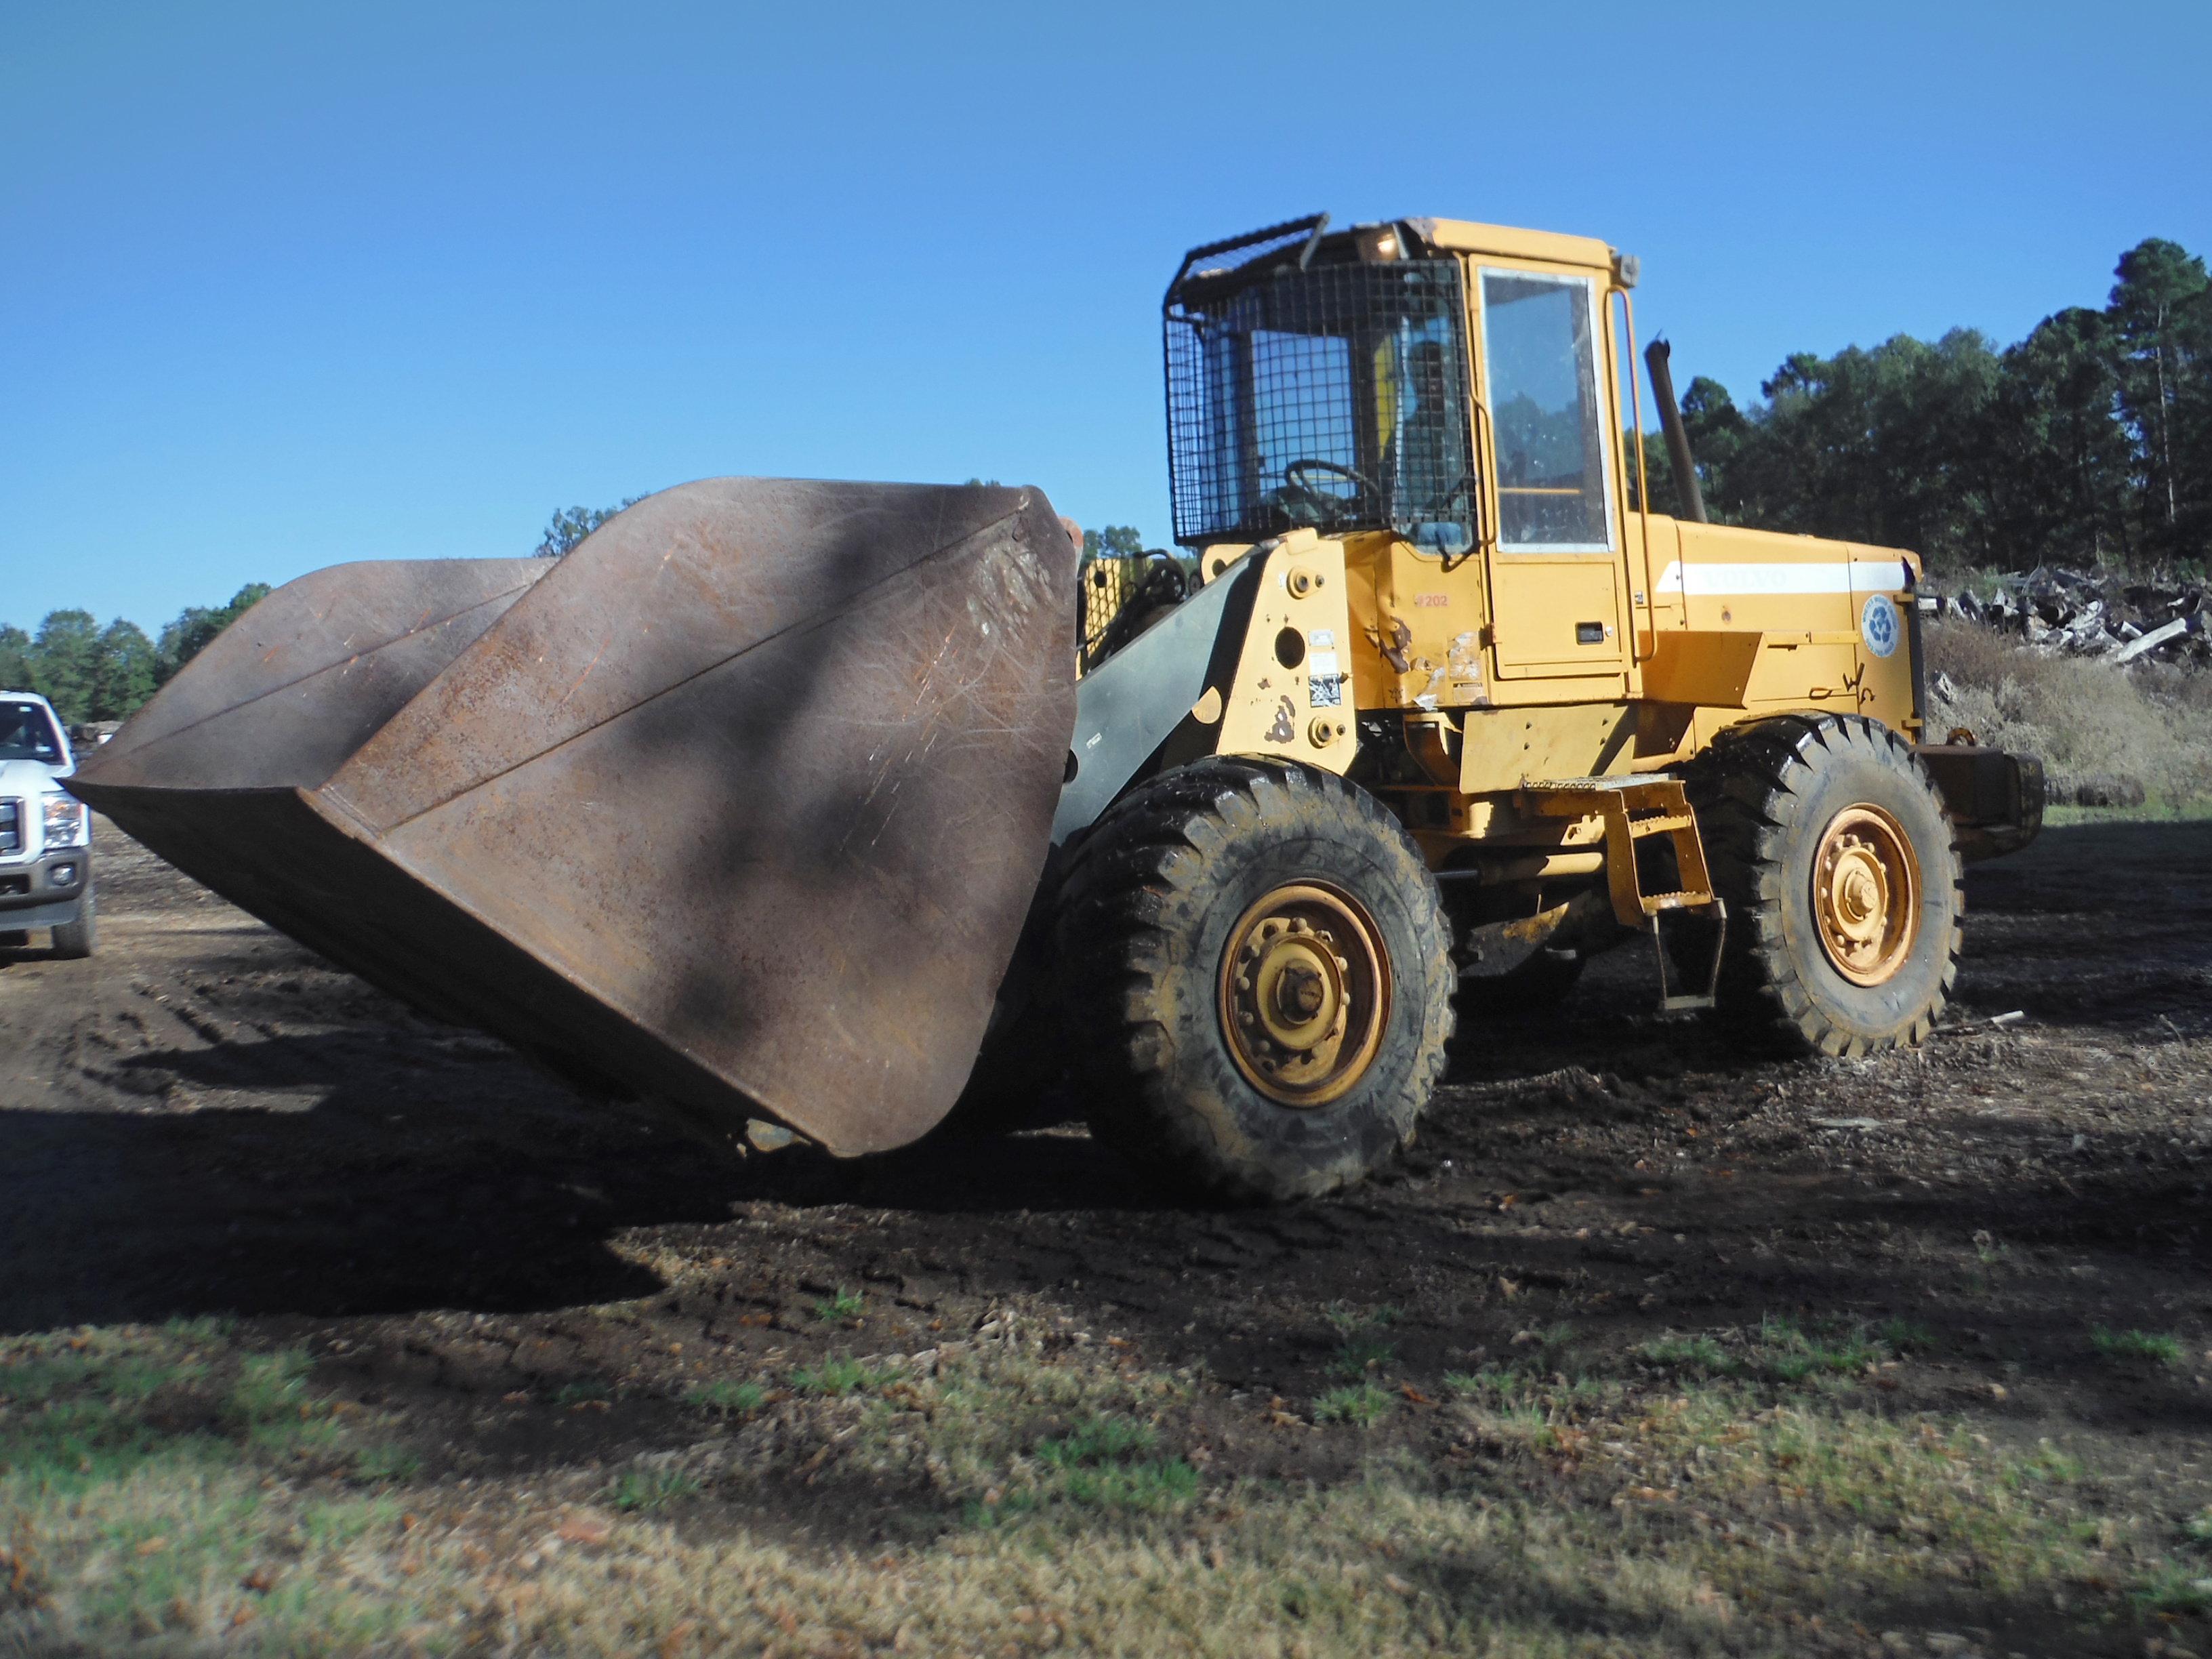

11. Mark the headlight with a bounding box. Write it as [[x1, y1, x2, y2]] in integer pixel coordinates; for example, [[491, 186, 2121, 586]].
[[42, 796, 85, 848]]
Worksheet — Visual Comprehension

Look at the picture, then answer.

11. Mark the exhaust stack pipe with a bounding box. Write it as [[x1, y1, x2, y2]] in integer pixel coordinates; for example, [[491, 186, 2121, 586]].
[[1643, 338, 1708, 525]]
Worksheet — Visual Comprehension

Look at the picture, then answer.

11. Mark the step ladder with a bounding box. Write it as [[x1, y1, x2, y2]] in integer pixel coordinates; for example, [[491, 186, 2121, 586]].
[[1514, 776, 1728, 1015]]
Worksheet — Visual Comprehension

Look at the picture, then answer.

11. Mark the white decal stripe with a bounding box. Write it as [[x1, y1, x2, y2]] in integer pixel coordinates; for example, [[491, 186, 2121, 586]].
[[1655, 560, 1909, 597]]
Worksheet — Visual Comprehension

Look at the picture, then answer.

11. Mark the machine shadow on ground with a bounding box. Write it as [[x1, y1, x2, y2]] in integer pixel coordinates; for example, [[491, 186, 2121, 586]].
[[0, 822, 2199, 1433]]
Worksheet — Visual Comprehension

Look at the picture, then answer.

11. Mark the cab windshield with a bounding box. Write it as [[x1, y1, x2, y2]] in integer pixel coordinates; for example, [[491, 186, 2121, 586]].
[[0, 701, 64, 764], [1166, 259, 1476, 554]]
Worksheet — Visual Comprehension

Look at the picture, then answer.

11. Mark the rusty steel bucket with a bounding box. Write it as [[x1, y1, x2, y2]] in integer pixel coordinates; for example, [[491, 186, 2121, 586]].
[[69, 480, 1080, 1153]]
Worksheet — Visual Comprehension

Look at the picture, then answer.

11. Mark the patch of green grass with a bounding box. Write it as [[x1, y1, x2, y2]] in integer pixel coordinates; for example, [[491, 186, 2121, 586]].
[[811, 1286, 865, 1322], [554, 1377, 615, 1406], [2186, 1507, 2212, 1547], [226, 1348, 312, 1424], [789, 1357, 890, 1397], [1059, 1458, 1197, 1511], [350, 1443, 424, 1486], [2091, 1326, 2184, 1366], [1035, 1414, 1156, 1468], [0, 1326, 452, 1646], [610, 1466, 700, 1513], [184, 1345, 340, 1464], [2006, 1438, 2085, 1488], [968, 1412, 1192, 1528], [1750, 1315, 1878, 1384], [1328, 1336, 1396, 1379], [1, 1395, 206, 1495], [2133, 1561, 2212, 1614], [1, 1311, 2186, 1653], [1444, 1364, 1540, 1405], [1449, 1362, 1617, 1412], [1640, 1334, 1734, 1374], [1313, 1382, 1395, 1427], [684, 1379, 766, 1416], [100, 1353, 199, 1406], [1878, 1318, 1938, 1351]]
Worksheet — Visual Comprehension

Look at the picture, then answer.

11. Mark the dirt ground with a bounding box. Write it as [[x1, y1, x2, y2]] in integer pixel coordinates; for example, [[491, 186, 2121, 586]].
[[3, 814, 2211, 1655]]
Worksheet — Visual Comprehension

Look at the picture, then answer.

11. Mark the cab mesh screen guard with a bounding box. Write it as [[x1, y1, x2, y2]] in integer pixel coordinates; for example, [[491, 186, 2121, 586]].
[[1165, 244, 1477, 555]]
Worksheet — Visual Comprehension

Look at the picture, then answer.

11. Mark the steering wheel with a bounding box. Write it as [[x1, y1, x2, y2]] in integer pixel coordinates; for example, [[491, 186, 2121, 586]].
[[1284, 457, 1378, 501]]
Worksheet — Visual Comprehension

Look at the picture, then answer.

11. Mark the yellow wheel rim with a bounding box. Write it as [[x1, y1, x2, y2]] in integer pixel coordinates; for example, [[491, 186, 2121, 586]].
[[1811, 804, 1920, 986], [1218, 882, 1391, 1107]]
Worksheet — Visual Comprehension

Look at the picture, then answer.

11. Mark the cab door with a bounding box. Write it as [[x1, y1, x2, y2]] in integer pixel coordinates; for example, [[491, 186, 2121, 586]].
[[1471, 265, 1631, 682]]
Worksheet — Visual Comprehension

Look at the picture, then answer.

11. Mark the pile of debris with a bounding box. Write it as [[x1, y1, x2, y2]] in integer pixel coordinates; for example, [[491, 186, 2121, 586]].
[[1923, 566, 2209, 665]]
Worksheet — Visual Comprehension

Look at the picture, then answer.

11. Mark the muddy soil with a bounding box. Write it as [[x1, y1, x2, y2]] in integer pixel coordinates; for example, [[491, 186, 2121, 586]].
[[3, 817, 2210, 1641]]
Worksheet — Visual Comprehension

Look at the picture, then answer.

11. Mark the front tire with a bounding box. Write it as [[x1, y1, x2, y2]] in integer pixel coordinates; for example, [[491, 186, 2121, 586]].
[[1054, 758, 1455, 1203], [1685, 716, 1961, 1054], [51, 886, 96, 960]]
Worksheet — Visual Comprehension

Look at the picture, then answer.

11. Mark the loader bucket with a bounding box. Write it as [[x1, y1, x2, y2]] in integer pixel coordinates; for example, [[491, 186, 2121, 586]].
[[69, 480, 1080, 1155]]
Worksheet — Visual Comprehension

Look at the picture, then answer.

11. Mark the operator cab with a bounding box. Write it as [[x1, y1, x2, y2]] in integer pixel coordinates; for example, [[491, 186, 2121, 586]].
[[1163, 213, 1640, 691]]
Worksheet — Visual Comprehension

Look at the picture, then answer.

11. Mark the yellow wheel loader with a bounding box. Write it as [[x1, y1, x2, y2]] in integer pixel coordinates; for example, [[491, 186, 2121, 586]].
[[68, 213, 2043, 1203]]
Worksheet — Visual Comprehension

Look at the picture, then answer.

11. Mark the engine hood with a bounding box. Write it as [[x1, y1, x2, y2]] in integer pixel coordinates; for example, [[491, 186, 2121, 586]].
[[0, 757, 70, 794]]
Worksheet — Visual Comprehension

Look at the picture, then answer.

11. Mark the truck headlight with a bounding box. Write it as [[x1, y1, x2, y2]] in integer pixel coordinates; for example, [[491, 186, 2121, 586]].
[[43, 796, 85, 848]]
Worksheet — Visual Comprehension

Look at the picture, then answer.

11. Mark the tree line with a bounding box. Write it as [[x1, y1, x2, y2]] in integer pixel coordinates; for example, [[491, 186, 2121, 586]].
[[0, 586, 270, 726], [1635, 238, 2211, 574]]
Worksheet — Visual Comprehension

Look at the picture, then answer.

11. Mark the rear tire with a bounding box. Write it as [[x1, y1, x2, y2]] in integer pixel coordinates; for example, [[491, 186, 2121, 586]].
[[51, 886, 96, 960], [1054, 758, 1455, 1203], [1683, 716, 1959, 1054]]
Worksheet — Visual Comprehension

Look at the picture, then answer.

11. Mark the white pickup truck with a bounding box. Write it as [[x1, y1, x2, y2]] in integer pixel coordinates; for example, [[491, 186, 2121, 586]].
[[0, 691, 95, 956]]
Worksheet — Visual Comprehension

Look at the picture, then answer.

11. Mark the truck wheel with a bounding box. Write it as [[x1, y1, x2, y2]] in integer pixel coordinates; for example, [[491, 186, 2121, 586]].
[[51, 886, 96, 960], [1685, 716, 1960, 1054], [1054, 758, 1455, 1202]]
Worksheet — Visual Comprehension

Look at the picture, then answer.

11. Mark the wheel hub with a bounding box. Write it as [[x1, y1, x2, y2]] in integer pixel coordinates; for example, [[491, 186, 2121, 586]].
[[1812, 804, 1920, 986], [1219, 883, 1390, 1107]]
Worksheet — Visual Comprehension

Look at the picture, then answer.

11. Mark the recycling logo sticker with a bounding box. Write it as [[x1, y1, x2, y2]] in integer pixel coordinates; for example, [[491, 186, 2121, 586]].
[[1860, 593, 1902, 659]]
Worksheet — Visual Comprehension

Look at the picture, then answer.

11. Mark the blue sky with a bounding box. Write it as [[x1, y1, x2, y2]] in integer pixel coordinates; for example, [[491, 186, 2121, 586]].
[[5, 1, 2207, 632]]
